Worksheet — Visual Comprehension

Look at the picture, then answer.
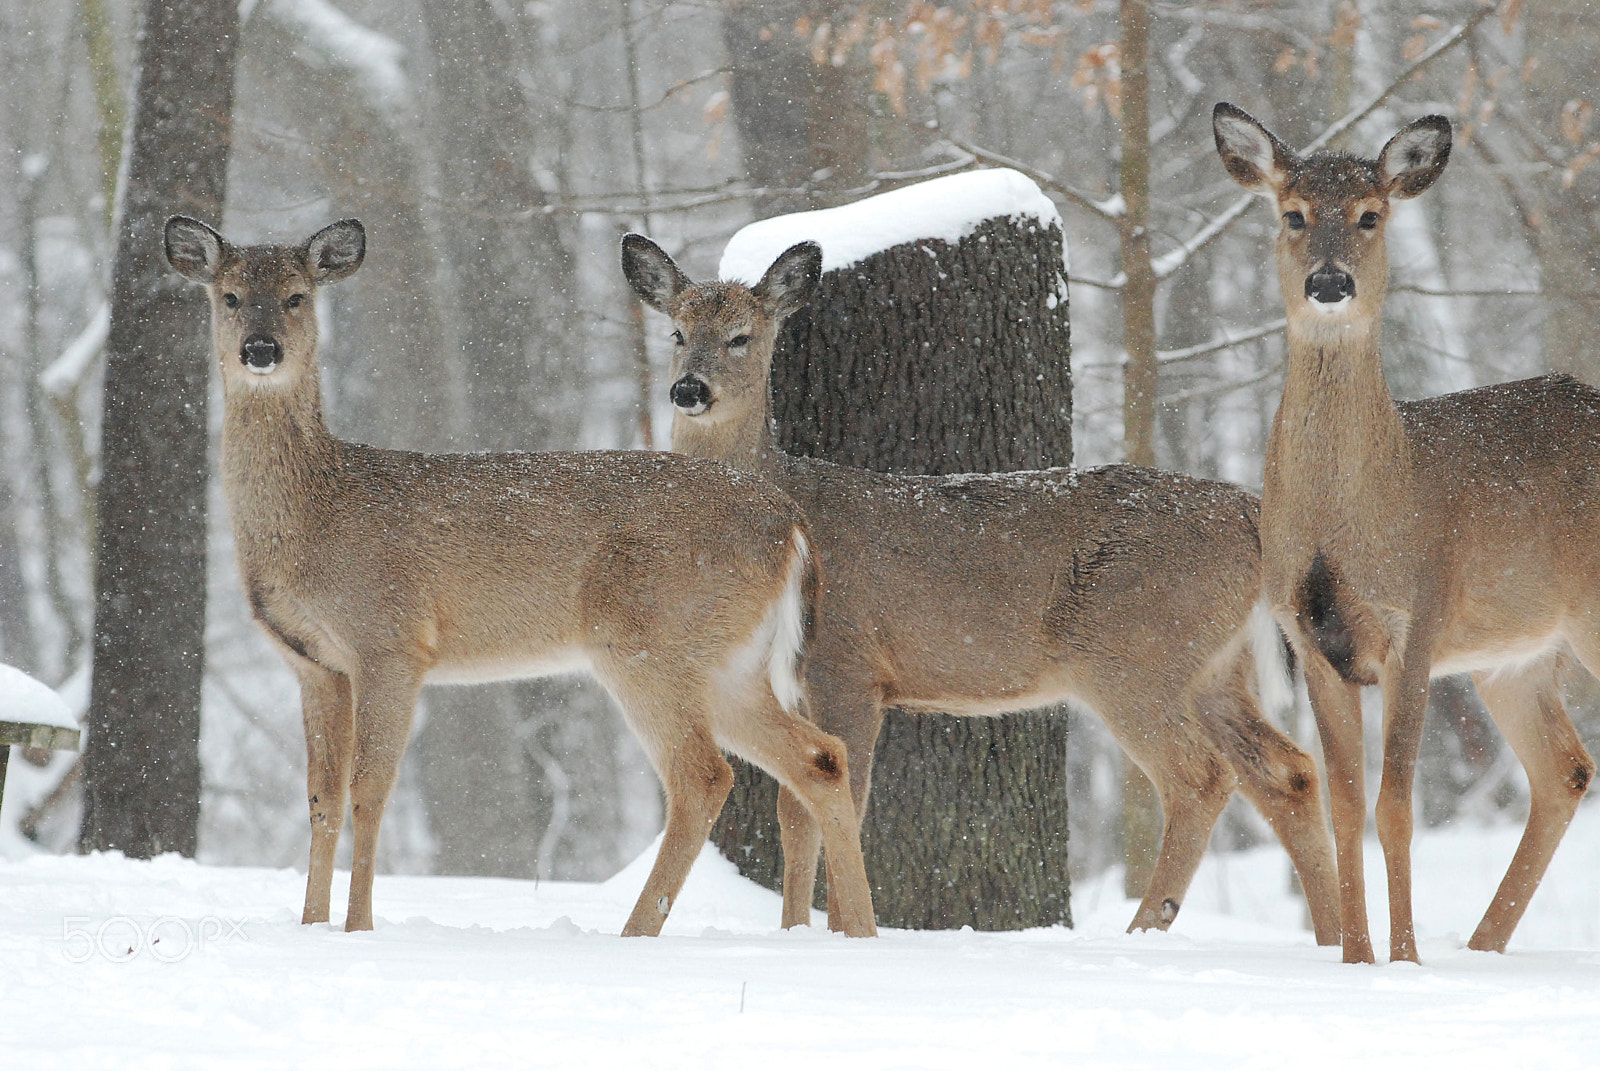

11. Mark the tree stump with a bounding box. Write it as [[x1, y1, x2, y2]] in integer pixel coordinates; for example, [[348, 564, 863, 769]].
[[710, 207, 1074, 930]]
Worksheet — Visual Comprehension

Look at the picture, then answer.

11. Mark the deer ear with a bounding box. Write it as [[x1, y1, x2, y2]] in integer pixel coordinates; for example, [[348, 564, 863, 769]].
[[165, 216, 225, 283], [752, 241, 821, 322], [1379, 116, 1451, 199], [304, 219, 366, 283], [1213, 102, 1294, 195], [621, 233, 692, 312]]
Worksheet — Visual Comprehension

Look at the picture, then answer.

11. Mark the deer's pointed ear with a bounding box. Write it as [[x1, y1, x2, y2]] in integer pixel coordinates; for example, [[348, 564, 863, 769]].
[[165, 216, 225, 283], [1213, 102, 1294, 195], [1379, 116, 1451, 199], [752, 241, 821, 322], [621, 233, 691, 312], [304, 219, 366, 284]]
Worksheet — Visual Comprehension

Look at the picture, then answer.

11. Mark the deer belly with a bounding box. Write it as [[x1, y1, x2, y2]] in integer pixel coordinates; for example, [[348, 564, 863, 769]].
[[425, 647, 592, 686]]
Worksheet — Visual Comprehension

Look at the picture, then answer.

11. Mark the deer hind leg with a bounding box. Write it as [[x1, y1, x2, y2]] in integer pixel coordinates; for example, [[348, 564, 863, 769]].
[[1301, 650, 1375, 964], [776, 785, 823, 928], [1207, 663, 1342, 947], [343, 668, 423, 932], [296, 662, 353, 926], [1467, 658, 1595, 953], [720, 692, 876, 937], [776, 672, 883, 931]]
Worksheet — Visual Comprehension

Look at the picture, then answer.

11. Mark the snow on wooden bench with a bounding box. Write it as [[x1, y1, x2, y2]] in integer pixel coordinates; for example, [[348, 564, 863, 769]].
[[0, 663, 80, 806]]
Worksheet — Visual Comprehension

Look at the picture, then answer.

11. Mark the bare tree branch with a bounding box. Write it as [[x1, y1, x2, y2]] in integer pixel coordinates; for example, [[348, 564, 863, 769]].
[[939, 138, 1125, 220], [1144, 4, 1498, 284], [1158, 318, 1287, 364], [1391, 283, 1539, 297]]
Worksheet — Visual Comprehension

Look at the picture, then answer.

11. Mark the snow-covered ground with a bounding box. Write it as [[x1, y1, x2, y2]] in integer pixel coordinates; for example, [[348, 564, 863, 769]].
[[4, 805, 1600, 1070]]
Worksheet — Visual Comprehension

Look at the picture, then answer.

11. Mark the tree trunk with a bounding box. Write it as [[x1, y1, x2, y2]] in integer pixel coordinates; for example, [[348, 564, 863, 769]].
[[412, 0, 623, 885], [79, 0, 238, 858], [722, 1, 875, 215], [711, 215, 1075, 930], [1524, 1, 1600, 385], [239, 5, 462, 452], [1116, 0, 1162, 898]]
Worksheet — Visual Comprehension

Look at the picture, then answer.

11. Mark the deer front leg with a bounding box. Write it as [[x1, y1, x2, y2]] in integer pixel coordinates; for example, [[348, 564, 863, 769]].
[[1374, 633, 1434, 964], [1303, 651, 1374, 964], [344, 669, 422, 932], [296, 662, 353, 926], [1125, 751, 1231, 934]]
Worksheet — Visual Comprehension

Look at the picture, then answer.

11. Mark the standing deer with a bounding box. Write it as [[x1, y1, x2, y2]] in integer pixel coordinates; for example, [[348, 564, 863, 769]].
[[1213, 103, 1598, 963], [622, 232, 1342, 942], [163, 215, 876, 937]]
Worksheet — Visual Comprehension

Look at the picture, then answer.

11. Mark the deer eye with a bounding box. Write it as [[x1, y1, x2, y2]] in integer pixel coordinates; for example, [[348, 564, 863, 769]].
[[223, 293, 240, 309], [1358, 211, 1379, 230], [671, 330, 684, 345], [1283, 211, 1306, 231], [286, 293, 306, 310], [729, 334, 751, 349]]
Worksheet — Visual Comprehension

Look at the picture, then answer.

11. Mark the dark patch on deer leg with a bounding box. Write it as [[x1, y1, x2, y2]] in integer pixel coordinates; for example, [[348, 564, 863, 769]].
[[1297, 553, 1368, 685], [812, 748, 839, 778]]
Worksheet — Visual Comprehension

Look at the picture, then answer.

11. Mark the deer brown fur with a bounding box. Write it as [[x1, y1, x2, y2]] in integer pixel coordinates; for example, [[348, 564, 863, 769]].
[[622, 232, 1342, 942], [1214, 102, 1598, 963], [165, 216, 876, 937]]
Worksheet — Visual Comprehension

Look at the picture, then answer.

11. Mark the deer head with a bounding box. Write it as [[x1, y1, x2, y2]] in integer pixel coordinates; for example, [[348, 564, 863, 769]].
[[1212, 103, 1450, 337], [164, 216, 365, 388], [621, 233, 821, 429]]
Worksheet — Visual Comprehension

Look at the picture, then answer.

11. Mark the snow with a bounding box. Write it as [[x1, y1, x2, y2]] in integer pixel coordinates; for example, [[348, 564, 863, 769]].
[[5, 807, 1600, 1069], [0, 662, 78, 730], [719, 168, 1063, 283]]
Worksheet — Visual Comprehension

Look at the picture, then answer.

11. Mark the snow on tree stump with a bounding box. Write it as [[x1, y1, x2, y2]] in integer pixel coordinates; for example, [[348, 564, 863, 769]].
[[711, 169, 1074, 930]]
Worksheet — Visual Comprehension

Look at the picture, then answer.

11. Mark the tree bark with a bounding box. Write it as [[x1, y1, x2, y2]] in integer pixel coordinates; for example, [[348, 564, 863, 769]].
[[79, 0, 238, 858], [711, 215, 1075, 930], [722, 1, 875, 215], [1524, 1, 1600, 385], [1116, 0, 1162, 898], [412, 0, 625, 885]]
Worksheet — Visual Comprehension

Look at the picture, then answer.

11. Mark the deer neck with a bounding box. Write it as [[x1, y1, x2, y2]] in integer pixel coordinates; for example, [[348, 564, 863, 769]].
[[670, 399, 784, 481], [220, 367, 340, 561], [1277, 315, 1407, 471]]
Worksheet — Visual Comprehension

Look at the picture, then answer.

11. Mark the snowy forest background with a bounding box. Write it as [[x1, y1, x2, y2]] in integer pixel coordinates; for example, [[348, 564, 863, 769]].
[[2, 0, 1598, 897]]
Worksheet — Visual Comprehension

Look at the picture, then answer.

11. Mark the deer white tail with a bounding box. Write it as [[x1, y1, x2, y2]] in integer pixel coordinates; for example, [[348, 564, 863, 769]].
[[763, 529, 812, 713], [1249, 600, 1294, 720]]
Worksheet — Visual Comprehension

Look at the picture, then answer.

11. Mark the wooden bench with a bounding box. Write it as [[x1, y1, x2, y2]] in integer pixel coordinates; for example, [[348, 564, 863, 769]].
[[0, 665, 81, 816]]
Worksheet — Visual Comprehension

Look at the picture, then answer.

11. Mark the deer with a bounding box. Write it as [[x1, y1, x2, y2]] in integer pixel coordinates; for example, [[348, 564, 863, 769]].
[[1213, 102, 1599, 963], [163, 215, 877, 937], [622, 232, 1343, 944]]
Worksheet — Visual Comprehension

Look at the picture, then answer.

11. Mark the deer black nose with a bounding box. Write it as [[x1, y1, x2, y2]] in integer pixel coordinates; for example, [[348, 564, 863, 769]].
[[670, 374, 713, 414], [241, 335, 282, 372], [1305, 268, 1355, 305]]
